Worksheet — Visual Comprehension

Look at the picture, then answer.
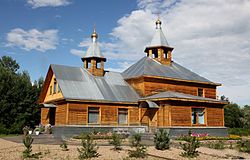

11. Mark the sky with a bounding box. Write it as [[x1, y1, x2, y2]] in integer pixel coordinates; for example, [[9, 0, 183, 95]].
[[0, 0, 250, 106]]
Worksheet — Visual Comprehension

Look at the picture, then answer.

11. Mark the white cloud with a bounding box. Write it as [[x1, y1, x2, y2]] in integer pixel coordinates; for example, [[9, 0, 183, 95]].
[[27, 0, 71, 8], [69, 0, 250, 105], [6, 28, 58, 52], [70, 49, 84, 57]]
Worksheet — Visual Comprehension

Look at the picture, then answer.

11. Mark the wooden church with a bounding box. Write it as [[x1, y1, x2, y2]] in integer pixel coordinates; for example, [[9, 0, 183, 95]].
[[39, 19, 228, 137]]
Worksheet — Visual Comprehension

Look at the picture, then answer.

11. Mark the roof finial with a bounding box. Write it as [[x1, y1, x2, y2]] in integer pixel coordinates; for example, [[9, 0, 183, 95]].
[[156, 15, 162, 29], [91, 24, 98, 42]]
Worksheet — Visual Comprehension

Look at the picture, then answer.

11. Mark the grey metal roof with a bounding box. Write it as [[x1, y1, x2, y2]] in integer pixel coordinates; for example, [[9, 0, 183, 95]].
[[149, 27, 169, 47], [141, 91, 221, 102], [51, 64, 139, 102], [122, 57, 212, 83], [83, 42, 105, 59]]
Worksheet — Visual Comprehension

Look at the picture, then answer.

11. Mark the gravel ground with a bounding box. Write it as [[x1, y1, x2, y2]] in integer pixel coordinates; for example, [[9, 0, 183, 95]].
[[0, 138, 250, 160]]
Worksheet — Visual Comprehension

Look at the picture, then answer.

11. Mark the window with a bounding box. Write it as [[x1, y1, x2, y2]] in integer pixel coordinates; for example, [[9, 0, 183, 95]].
[[192, 108, 205, 125], [164, 52, 167, 58], [118, 108, 128, 124], [57, 84, 61, 93], [88, 107, 99, 124], [96, 62, 101, 69], [197, 88, 204, 97], [53, 79, 57, 94], [49, 86, 52, 95], [87, 61, 91, 69]]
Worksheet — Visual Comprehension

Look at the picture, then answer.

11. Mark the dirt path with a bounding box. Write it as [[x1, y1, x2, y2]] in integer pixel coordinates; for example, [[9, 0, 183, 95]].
[[0, 138, 250, 160]]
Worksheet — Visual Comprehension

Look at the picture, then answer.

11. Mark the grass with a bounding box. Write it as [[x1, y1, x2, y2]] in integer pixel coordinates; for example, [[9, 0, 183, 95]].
[[0, 134, 19, 138]]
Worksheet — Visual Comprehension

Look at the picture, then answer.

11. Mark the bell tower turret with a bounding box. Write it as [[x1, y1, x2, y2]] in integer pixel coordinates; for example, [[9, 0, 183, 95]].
[[144, 19, 174, 65], [81, 27, 106, 76]]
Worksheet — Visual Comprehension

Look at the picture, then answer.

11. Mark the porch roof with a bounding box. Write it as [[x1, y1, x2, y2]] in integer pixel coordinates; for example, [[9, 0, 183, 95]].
[[140, 91, 227, 104]]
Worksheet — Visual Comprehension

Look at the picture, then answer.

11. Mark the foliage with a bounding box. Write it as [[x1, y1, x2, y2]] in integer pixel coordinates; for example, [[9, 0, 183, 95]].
[[180, 135, 200, 158], [77, 134, 99, 159], [228, 128, 250, 136], [128, 133, 147, 158], [60, 140, 69, 151], [224, 103, 243, 128], [241, 105, 250, 129], [109, 132, 122, 150], [0, 56, 44, 134], [237, 140, 250, 153], [207, 140, 225, 149], [176, 134, 241, 141], [154, 129, 170, 150], [74, 131, 120, 140]]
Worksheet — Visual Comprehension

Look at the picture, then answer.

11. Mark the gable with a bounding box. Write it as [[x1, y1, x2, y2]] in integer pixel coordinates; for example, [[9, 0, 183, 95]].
[[38, 66, 64, 103]]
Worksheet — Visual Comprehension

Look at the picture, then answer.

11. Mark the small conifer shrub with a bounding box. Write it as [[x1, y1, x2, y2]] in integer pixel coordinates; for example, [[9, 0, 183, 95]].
[[109, 132, 122, 150], [77, 134, 99, 159], [128, 133, 147, 158], [180, 135, 200, 158], [154, 129, 170, 150]]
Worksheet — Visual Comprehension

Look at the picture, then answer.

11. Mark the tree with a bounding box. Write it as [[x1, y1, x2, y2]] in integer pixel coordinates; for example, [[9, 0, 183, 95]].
[[224, 103, 243, 128], [242, 105, 250, 129], [0, 56, 19, 72], [0, 56, 43, 134]]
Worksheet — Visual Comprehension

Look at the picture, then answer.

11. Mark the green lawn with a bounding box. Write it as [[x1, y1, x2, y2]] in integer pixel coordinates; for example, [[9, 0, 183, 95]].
[[0, 134, 19, 138]]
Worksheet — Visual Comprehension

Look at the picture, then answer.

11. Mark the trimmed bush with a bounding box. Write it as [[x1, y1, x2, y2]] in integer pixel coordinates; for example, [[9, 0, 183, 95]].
[[154, 129, 170, 150]]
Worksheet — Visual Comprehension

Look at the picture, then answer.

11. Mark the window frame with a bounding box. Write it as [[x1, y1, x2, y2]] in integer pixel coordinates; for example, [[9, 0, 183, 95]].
[[197, 88, 204, 97], [53, 78, 57, 94], [191, 107, 206, 126], [118, 108, 128, 125], [88, 107, 100, 124]]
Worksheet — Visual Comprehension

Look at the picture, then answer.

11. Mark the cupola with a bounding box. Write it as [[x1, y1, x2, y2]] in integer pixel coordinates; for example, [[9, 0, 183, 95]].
[[81, 27, 106, 76], [144, 19, 174, 65]]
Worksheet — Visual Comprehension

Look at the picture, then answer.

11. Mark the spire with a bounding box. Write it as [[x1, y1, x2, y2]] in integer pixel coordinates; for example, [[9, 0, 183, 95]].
[[91, 26, 98, 42], [82, 27, 105, 59], [156, 18, 161, 29]]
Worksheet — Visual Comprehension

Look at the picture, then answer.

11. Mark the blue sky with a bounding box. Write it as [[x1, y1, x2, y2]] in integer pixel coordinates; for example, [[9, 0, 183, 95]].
[[1, 0, 250, 106], [0, 0, 137, 80]]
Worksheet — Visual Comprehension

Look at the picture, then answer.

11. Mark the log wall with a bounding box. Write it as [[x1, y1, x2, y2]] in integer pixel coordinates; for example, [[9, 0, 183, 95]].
[[126, 77, 217, 99], [46, 102, 140, 126], [207, 107, 224, 126]]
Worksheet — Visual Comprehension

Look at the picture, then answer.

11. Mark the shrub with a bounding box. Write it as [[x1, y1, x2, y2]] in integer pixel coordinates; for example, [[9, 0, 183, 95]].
[[128, 133, 147, 158], [60, 140, 69, 151], [228, 128, 250, 136], [77, 134, 99, 159], [109, 132, 122, 150], [237, 140, 250, 153], [180, 136, 200, 158], [154, 129, 170, 150], [208, 140, 225, 150]]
